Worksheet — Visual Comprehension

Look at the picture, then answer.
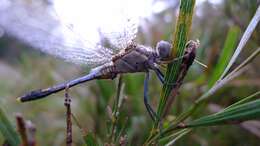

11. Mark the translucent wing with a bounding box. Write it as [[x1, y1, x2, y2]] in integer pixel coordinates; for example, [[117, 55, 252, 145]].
[[54, 0, 140, 53], [0, 0, 115, 67], [98, 11, 139, 51]]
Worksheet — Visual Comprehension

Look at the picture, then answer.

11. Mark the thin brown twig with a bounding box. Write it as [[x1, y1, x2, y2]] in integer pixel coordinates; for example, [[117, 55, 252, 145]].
[[25, 121, 37, 146], [65, 86, 72, 146], [109, 75, 125, 144], [15, 113, 29, 146], [15, 114, 37, 146]]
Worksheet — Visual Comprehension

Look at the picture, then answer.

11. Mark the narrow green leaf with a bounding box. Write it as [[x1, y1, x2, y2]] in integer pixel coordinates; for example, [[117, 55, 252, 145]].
[[208, 26, 240, 87], [157, 0, 196, 120], [83, 132, 98, 146], [224, 47, 260, 81], [171, 6, 260, 125], [187, 99, 260, 127], [159, 129, 190, 145], [220, 6, 260, 79], [146, 1, 196, 144], [223, 91, 260, 111], [112, 75, 124, 113], [0, 107, 20, 146], [165, 129, 191, 146], [197, 47, 260, 103], [71, 114, 98, 146]]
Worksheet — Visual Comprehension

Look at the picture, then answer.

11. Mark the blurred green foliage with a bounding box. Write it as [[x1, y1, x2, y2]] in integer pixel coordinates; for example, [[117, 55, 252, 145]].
[[0, 0, 259, 145]]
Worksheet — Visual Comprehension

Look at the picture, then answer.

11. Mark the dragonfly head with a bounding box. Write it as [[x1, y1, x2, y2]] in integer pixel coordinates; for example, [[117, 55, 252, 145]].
[[156, 40, 172, 61]]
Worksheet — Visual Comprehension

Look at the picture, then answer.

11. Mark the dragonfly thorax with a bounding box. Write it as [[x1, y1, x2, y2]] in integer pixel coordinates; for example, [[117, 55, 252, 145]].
[[156, 40, 172, 61]]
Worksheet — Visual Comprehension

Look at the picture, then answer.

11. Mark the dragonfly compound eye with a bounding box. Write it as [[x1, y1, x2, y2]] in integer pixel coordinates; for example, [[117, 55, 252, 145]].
[[156, 40, 172, 60]]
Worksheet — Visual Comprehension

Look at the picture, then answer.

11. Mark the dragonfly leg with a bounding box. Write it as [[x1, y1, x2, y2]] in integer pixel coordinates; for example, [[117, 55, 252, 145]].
[[159, 54, 189, 65], [144, 72, 158, 121], [153, 66, 179, 87], [154, 68, 164, 84]]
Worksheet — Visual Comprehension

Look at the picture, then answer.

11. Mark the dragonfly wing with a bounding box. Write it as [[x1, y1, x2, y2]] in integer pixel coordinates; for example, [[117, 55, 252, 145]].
[[97, 1, 140, 52], [0, 1, 113, 67], [99, 14, 139, 52]]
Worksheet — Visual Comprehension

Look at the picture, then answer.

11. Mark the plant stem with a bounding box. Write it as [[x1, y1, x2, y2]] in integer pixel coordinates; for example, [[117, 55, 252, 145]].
[[146, 0, 196, 144], [156, 0, 196, 124]]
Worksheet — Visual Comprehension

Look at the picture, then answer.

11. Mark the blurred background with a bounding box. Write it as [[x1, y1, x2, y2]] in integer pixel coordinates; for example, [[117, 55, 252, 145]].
[[0, 0, 259, 145]]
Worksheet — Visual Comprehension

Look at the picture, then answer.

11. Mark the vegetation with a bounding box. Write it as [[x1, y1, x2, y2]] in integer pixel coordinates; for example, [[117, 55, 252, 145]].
[[0, 0, 259, 145]]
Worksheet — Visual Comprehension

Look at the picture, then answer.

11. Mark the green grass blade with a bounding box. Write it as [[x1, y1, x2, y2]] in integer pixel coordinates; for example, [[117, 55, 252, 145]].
[[222, 91, 260, 112], [165, 129, 191, 146], [187, 99, 260, 127], [156, 0, 196, 120], [159, 129, 191, 145], [83, 132, 98, 146], [198, 47, 260, 103], [224, 47, 260, 80], [220, 6, 260, 79], [200, 5, 260, 103], [208, 26, 240, 87], [172, 51, 257, 128], [0, 107, 20, 146], [170, 6, 260, 125], [71, 114, 99, 146]]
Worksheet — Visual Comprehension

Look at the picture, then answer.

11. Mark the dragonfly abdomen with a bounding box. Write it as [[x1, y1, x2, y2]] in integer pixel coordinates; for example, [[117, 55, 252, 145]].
[[18, 70, 99, 102]]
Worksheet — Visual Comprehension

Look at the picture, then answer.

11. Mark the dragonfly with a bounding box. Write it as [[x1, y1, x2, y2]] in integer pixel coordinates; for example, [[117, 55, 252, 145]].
[[0, 0, 199, 121]]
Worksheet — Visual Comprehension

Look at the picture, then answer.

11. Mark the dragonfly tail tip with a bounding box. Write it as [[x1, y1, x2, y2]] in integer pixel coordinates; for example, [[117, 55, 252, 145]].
[[16, 97, 22, 102]]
